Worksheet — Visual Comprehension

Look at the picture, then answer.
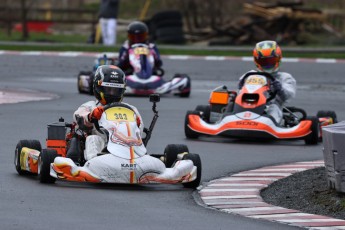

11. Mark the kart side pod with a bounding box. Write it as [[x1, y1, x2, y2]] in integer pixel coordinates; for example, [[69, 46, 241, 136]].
[[46, 118, 67, 156]]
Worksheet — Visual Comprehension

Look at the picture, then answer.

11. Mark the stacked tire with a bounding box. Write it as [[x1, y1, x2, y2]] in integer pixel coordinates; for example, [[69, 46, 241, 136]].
[[149, 10, 185, 44]]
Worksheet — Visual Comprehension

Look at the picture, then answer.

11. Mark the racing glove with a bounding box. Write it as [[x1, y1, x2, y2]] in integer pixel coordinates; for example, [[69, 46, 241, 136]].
[[88, 106, 104, 121], [271, 80, 282, 93]]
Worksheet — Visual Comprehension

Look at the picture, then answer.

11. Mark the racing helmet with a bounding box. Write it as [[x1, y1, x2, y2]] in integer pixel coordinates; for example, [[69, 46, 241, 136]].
[[93, 65, 126, 105], [127, 21, 148, 45], [253, 40, 282, 73]]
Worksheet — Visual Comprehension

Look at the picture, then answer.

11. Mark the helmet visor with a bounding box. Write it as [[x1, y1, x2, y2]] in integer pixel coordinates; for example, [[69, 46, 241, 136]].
[[103, 87, 125, 96], [128, 32, 148, 44], [256, 56, 279, 70]]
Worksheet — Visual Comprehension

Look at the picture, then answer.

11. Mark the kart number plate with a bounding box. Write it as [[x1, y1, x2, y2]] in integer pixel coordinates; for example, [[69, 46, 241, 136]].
[[105, 107, 135, 122], [133, 47, 149, 55], [245, 76, 266, 86]]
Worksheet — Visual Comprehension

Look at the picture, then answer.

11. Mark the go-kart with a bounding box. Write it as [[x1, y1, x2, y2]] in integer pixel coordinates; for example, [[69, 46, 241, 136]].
[[77, 43, 191, 97], [184, 72, 337, 145], [14, 94, 201, 188]]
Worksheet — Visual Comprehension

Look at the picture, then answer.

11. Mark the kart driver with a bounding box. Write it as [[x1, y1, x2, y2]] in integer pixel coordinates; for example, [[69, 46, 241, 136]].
[[117, 21, 163, 75], [238, 40, 297, 125], [74, 65, 144, 161]]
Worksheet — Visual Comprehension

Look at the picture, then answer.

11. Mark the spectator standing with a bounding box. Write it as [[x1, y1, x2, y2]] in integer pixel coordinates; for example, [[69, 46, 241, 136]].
[[99, 0, 120, 45]]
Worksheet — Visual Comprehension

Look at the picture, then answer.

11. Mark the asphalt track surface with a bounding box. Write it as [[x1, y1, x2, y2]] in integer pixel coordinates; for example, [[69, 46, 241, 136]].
[[1, 53, 344, 230]]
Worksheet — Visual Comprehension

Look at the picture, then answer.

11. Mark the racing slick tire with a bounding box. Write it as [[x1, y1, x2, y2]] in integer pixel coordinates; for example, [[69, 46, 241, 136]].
[[195, 105, 210, 123], [173, 74, 191, 98], [77, 71, 94, 95], [182, 153, 202, 189], [316, 110, 338, 142], [304, 116, 319, 145], [15, 140, 42, 175], [38, 149, 58, 184], [164, 144, 189, 168], [317, 110, 338, 123], [184, 111, 200, 139]]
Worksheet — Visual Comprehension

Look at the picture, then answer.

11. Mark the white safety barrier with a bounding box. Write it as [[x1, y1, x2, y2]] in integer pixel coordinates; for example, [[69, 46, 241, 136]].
[[322, 121, 345, 193]]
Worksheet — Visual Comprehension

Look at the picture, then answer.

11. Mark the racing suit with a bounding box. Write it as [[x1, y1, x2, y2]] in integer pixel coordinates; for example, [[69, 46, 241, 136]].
[[117, 40, 163, 75], [73, 100, 145, 161], [239, 70, 297, 125]]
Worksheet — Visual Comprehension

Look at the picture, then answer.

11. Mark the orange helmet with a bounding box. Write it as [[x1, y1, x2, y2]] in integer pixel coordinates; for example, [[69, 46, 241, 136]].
[[253, 40, 282, 73]]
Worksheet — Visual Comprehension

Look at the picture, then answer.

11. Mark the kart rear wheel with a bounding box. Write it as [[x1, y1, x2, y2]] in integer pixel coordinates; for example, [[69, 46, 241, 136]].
[[184, 111, 200, 139], [317, 110, 338, 123], [182, 153, 202, 189], [38, 149, 58, 184], [164, 144, 189, 168], [15, 140, 42, 175], [173, 74, 191, 98], [195, 105, 210, 123], [317, 110, 337, 142], [304, 116, 319, 145]]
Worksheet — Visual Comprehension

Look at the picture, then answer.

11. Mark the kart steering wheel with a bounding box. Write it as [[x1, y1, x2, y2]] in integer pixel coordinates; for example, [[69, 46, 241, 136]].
[[240, 72, 278, 102]]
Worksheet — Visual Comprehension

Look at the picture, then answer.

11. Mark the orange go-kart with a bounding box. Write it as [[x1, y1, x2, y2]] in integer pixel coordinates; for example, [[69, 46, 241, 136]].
[[185, 72, 337, 145]]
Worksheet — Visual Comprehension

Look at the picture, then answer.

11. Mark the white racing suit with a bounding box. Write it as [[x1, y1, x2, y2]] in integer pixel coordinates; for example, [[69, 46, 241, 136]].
[[52, 100, 197, 184], [73, 100, 145, 161], [239, 70, 297, 124]]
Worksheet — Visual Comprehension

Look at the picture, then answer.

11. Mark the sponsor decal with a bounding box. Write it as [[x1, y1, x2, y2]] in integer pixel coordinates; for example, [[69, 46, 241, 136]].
[[244, 112, 252, 118], [101, 82, 125, 88], [110, 71, 119, 79], [121, 163, 137, 170], [236, 121, 259, 126]]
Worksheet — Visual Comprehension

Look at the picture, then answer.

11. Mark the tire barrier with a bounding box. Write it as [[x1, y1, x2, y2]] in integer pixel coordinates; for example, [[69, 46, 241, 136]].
[[146, 10, 186, 44]]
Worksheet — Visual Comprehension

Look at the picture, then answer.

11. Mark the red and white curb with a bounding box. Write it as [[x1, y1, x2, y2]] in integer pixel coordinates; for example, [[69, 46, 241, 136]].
[[1, 50, 345, 64], [0, 89, 57, 104], [199, 160, 345, 229]]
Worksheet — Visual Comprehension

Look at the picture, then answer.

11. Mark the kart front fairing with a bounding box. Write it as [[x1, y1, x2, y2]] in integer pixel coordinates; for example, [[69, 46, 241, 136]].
[[187, 111, 313, 139]]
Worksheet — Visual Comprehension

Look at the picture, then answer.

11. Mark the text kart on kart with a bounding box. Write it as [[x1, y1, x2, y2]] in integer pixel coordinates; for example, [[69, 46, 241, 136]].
[[15, 94, 201, 188], [78, 43, 191, 97], [184, 72, 337, 145]]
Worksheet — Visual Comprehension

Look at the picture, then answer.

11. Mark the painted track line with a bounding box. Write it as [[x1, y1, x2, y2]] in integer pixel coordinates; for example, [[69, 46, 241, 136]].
[[0, 89, 58, 104], [199, 160, 345, 229], [1, 50, 345, 64]]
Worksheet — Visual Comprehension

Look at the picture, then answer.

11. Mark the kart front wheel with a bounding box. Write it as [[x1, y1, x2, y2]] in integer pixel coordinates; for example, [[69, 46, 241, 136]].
[[15, 140, 42, 175], [164, 144, 189, 168], [195, 105, 210, 123], [77, 71, 94, 95], [304, 116, 319, 145], [38, 149, 58, 184], [182, 153, 202, 189], [184, 111, 200, 139]]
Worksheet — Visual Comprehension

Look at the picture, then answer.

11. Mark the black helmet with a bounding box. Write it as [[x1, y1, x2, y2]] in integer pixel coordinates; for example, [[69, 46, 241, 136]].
[[93, 65, 126, 105], [127, 21, 148, 45]]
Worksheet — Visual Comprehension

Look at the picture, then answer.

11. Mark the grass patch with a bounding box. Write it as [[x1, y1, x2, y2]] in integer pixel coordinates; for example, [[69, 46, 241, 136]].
[[0, 43, 344, 59]]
